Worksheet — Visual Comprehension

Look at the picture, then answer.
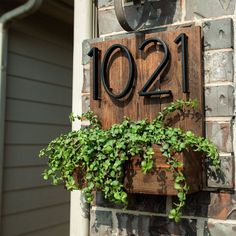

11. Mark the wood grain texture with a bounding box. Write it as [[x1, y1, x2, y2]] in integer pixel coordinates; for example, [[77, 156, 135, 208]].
[[90, 27, 203, 195]]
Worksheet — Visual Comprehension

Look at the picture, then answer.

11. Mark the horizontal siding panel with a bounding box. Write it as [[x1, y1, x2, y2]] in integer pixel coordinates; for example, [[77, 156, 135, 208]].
[[8, 53, 72, 87], [6, 99, 71, 125], [4, 145, 46, 168], [23, 223, 69, 236], [5, 122, 70, 145], [3, 166, 50, 191], [11, 14, 73, 50], [2, 203, 70, 236], [2, 186, 70, 215], [7, 76, 72, 106], [9, 30, 72, 68]]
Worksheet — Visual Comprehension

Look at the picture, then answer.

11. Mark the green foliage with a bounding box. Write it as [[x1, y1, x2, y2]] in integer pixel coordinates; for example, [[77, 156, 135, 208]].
[[39, 99, 220, 222]]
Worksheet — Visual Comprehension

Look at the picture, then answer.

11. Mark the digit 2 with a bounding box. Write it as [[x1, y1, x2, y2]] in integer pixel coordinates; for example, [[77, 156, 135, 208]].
[[138, 38, 172, 97]]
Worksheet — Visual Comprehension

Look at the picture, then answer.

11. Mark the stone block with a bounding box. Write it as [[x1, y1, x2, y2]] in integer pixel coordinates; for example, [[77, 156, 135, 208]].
[[206, 121, 233, 153], [186, 0, 236, 19], [144, 0, 181, 29], [94, 192, 166, 213], [207, 154, 234, 189], [93, 191, 124, 209], [204, 51, 234, 83], [205, 85, 234, 117], [82, 64, 90, 93], [203, 18, 233, 50], [205, 219, 236, 235], [182, 191, 211, 217], [116, 213, 197, 235], [98, 8, 123, 35], [117, 213, 150, 235], [127, 193, 166, 213], [82, 94, 90, 112], [82, 40, 91, 65], [208, 193, 236, 220], [90, 210, 113, 235], [182, 192, 236, 220], [98, 0, 114, 8]]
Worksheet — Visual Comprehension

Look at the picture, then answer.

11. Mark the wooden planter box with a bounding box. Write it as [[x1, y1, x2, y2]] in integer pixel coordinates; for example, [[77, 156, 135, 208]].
[[124, 146, 203, 195], [72, 146, 203, 196]]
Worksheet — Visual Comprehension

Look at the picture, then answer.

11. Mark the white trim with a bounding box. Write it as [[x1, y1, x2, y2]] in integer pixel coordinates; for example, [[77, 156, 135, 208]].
[[70, 1, 93, 236]]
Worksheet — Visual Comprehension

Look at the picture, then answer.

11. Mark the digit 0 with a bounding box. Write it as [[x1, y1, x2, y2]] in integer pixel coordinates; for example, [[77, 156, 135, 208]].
[[101, 44, 135, 99]]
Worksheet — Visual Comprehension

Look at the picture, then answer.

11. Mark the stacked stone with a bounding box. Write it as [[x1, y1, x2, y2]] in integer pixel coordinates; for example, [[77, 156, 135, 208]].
[[82, 1, 236, 235]]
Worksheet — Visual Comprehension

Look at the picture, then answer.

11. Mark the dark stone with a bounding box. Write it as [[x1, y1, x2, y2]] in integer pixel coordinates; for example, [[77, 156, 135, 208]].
[[93, 191, 124, 209], [95, 210, 113, 227], [149, 216, 197, 236], [181, 191, 211, 217], [94, 192, 166, 213], [181, 192, 236, 220], [117, 213, 150, 236], [127, 193, 166, 214], [90, 210, 113, 235], [116, 213, 197, 236]]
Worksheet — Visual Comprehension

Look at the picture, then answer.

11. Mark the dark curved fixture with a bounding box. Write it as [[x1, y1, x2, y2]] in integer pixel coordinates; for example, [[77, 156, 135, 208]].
[[114, 0, 151, 31]]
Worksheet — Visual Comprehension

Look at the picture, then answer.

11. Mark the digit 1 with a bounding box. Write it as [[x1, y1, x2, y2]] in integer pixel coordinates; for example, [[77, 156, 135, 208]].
[[174, 33, 188, 93], [88, 47, 100, 100]]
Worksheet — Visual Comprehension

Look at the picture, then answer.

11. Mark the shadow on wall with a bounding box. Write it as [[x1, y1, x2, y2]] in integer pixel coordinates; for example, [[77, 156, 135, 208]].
[[123, 0, 180, 30], [145, 0, 180, 28]]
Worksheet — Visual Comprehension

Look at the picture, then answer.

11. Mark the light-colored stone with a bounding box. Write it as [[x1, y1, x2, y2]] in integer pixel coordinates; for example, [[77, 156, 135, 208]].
[[82, 64, 90, 93], [82, 40, 91, 65], [186, 0, 236, 19], [204, 51, 234, 83], [205, 85, 234, 117], [82, 94, 90, 112], [206, 121, 233, 153], [98, 0, 114, 8], [203, 18, 233, 50], [205, 219, 236, 236], [207, 154, 234, 188]]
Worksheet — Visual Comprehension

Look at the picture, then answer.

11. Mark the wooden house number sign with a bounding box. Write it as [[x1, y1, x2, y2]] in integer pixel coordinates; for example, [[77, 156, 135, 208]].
[[88, 27, 203, 195]]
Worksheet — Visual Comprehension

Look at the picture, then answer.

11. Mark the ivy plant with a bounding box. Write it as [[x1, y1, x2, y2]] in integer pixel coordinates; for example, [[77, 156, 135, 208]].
[[39, 99, 220, 222]]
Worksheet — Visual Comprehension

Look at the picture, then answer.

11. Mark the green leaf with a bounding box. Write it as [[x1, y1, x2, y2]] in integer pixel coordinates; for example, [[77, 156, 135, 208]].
[[177, 192, 185, 201], [174, 183, 182, 190]]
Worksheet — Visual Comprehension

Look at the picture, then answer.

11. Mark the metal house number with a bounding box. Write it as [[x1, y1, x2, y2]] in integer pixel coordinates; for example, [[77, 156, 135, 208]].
[[88, 33, 188, 101]]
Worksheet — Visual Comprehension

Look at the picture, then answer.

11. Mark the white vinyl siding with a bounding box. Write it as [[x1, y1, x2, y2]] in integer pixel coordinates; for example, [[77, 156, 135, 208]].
[[1, 13, 73, 236]]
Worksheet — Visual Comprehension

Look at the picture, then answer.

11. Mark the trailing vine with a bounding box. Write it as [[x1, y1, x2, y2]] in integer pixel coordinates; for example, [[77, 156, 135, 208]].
[[39, 99, 220, 222]]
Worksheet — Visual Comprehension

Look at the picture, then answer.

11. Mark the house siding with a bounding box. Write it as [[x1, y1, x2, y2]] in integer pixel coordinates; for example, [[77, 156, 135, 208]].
[[1, 13, 73, 236]]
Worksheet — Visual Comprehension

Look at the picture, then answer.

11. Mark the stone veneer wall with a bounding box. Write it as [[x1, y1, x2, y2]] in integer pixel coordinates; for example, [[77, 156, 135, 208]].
[[81, 1, 236, 235]]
